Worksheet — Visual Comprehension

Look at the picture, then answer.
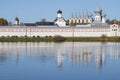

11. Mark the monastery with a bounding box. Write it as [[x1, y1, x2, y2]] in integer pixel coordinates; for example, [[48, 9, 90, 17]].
[[0, 7, 119, 37]]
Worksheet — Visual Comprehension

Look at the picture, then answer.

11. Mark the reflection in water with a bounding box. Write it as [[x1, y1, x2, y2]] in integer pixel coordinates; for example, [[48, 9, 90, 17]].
[[0, 42, 120, 70]]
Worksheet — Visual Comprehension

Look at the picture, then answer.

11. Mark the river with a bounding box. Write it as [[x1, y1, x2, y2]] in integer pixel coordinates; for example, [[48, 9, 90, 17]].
[[0, 42, 120, 80]]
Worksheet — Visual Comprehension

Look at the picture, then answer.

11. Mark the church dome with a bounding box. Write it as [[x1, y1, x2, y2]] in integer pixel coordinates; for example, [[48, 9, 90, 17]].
[[57, 10, 62, 14], [94, 7, 102, 13]]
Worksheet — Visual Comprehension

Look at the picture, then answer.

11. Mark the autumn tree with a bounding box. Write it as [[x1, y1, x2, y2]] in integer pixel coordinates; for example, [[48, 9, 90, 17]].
[[0, 18, 8, 26]]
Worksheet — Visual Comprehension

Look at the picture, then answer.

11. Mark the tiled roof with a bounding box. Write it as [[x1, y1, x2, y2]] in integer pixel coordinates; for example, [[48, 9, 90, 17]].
[[36, 22, 54, 26], [24, 23, 36, 26]]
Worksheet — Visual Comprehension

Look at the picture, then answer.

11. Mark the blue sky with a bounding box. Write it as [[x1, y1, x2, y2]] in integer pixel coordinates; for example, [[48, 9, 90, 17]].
[[0, 0, 120, 23]]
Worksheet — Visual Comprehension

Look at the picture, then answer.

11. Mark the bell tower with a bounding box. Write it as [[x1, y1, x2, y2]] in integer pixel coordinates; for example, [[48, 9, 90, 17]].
[[57, 10, 62, 18], [94, 7, 102, 22]]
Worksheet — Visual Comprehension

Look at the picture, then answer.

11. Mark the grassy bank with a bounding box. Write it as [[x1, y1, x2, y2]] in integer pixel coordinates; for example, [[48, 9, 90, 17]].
[[66, 37, 120, 42], [0, 37, 53, 42], [0, 37, 119, 42]]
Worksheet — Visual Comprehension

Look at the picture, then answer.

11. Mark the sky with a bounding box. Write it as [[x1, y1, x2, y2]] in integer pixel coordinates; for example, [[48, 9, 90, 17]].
[[0, 0, 120, 23]]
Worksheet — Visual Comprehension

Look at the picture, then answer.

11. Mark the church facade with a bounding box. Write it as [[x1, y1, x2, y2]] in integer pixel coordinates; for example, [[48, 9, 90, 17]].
[[54, 10, 66, 27]]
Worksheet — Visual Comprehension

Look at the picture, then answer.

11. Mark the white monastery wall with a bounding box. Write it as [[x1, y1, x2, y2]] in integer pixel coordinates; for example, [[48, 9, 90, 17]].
[[0, 26, 119, 37]]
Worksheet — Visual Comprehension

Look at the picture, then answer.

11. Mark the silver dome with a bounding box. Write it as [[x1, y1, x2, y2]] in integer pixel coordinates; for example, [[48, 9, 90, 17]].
[[94, 7, 102, 13]]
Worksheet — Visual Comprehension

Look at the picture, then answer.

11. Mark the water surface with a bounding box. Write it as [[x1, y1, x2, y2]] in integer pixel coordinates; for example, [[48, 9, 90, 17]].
[[0, 42, 120, 80]]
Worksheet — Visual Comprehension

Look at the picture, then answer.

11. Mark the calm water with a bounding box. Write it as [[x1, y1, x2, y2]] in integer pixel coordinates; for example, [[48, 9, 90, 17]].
[[0, 42, 120, 80]]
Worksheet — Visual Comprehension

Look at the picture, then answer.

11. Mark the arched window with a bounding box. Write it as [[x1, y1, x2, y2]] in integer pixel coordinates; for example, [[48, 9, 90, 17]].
[[86, 20, 88, 23]]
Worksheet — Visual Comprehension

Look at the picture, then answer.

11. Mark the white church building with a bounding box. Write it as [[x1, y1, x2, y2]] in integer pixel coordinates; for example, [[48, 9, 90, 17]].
[[54, 10, 66, 27], [94, 7, 106, 23]]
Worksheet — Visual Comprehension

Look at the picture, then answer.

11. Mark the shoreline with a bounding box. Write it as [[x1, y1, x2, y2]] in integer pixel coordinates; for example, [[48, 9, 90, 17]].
[[0, 37, 119, 42]]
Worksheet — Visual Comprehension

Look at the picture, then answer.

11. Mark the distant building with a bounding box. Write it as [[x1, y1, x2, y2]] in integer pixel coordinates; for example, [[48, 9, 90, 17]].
[[36, 22, 54, 26], [54, 10, 66, 27], [94, 7, 106, 23], [68, 7, 107, 26], [24, 10, 66, 27], [24, 22, 54, 26], [68, 13, 93, 26], [24, 23, 37, 26]]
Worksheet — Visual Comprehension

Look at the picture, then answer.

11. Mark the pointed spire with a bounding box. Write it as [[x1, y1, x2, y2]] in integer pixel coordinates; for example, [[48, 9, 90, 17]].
[[78, 11, 81, 18], [75, 11, 78, 18], [82, 9, 85, 18], [71, 12, 74, 18], [82, 12, 85, 18]]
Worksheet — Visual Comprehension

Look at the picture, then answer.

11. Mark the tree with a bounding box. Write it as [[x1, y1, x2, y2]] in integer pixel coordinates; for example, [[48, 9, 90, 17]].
[[0, 18, 8, 26], [41, 18, 46, 22], [101, 34, 108, 42], [69, 21, 75, 27], [53, 35, 65, 42], [106, 19, 120, 25], [106, 19, 111, 24]]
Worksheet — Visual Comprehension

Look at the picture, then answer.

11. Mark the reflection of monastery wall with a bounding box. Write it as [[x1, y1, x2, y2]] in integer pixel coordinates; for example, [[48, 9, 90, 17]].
[[58, 42, 120, 69], [0, 42, 120, 69]]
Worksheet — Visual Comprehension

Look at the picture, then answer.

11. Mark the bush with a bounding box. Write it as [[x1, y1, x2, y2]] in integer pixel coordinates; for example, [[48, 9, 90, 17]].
[[118, 37, 120, 42], [49, 36, 52, 38], [101, 34, 108, 42], [11, 36, 18, 38], [53, 35, 65, 42], [37, 36, 40, 38], [33, 36, 36, 38], [45, 36, 48, 38], [24, 35, 27, 38]]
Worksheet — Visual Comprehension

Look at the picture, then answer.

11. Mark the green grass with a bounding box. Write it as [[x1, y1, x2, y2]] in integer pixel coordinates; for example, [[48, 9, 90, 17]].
[[0, 37, 119, 42], [66, 37, 101, 42], [0, 37, 53, 42]]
